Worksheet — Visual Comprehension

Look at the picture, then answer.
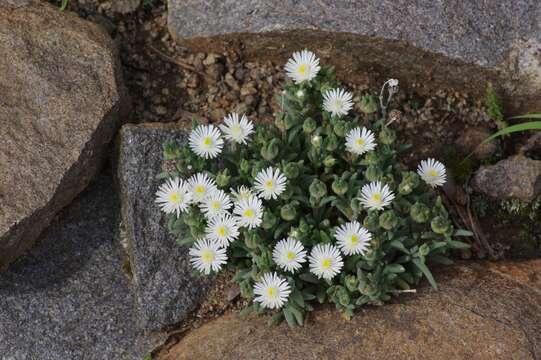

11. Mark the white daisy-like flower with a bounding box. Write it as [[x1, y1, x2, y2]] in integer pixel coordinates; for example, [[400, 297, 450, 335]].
[[205, 214, 239, 248], [254, 167, 287, 200], [200, 189, 232, 219], [230, 185, 254, 203], [308, 244, 344, 281], [189, 239, 228, 275], [272, 238, 307, 273], [188, 172, 218, 203], [155, 177, 192, 217], [253, 272, 291, 309], [345, 127, 377, 155], [284, 49, 321, 84], [189, 124, 224, 159], [359, 181, 395, 211], [219, 113, 254, 145], [233, 195, 264, 229], [323, 88, 354, 117], [417, 158, 447, 188], [334, 221, 372, 256]]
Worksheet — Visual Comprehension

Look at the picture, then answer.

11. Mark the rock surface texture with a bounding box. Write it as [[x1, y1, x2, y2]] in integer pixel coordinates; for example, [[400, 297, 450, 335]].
[[158, 261, 541, 360], [471, 155, 541, 203], [0, 175, 162, 360], [0, 1, 128, 270], [168, 0, 541, 113], [118, 123, 211, 332]]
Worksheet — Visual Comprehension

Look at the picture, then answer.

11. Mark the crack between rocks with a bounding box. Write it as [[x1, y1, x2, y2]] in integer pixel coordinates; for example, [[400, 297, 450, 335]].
[[447, 300, 537, 359]]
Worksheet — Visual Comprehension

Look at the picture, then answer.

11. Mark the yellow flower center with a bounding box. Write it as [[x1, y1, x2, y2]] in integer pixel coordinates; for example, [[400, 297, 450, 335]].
[[265, 180, 274, 189], [429, 169, 438, 177], [203, 137, 213, 146], [267, 287, 278, 299], [321, 258, 332, 269], [201, 249, 215, 264], [211, 201, 221, 211], [168, 192, 181, 203], [356, 138, 365, 146], [372, 193, 382, 203], [195, 185, 205, 194], [244, 209, 254, 218], [286, 251, 296, 261], [231, 124, 242, 136], [217, 226, 227, 237], [334, 100, 343, 109], [297, 64, 308, 75], [350, 235, 358, 244]]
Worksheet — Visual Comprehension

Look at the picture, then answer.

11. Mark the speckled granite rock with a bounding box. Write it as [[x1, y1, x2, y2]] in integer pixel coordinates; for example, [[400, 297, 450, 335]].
[[158, 261, 541, 360], [118, 123, 211, 332], [0, 0, 128, 270], [168, 0, 541, 113], [471, 155, 541, 203], [0, 174, 163, 360]]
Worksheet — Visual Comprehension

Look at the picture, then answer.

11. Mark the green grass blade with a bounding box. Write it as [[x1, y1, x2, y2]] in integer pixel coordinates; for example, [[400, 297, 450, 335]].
[[60, 0, 69, 11], [510, 113, 541, 120]]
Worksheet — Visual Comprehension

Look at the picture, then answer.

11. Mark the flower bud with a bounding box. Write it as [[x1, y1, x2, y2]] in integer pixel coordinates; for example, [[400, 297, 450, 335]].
[[240, 159, 251, 175], [332, 178, 348, 196], [284, 162, 300, 179], [240, 280, 253, 299], [323, 156, 337, 168], [280, 204, 297, 221], [359, 95, 378, 114], [364, 165, 382, 182], [379, 210, 398, 230], [280, 185, 294, 200], [345, 275, 359, 292], [260, 138, 280, 161], [309, 178, 327, 199], [303, 118, 317, 133], [321, 219, 331, 228], [431, 216, 451, 235], [364, 151, 379, 165], [399, 171, 420, 195], [363, 212, 380, 231], [311, 134, 322, 148], [261, 211, 277, 229], [163, 143, 181, 160], [333, 120, 347, 137], [289, 227, 300, 239], [299, 219, 311, 234], [410, 202, 430, 223], [419, 244, 430, 257], [379, 127, 396, 145], [215, 169, 231, 187], [244, 232, 260, 249], [337, 286, 350, 306], [326, 134, 339, 151]]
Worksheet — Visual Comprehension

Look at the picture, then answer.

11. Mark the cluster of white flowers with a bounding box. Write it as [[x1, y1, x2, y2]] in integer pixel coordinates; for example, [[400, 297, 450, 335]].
[[156, 50, 449, 311]]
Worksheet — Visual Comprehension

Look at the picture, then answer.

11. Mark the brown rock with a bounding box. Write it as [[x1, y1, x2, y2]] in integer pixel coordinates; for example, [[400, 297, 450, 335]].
[[456, 127, 497, 160], [158, 261, 541, 360], [471, 155, 541, 202], [0, 1, 128, 269]]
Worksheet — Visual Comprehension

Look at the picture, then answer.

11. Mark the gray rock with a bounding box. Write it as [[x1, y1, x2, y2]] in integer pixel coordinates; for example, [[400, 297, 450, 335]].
[[111, 0, 141, 14], [471, 155, 541, 203], [167, 0, 541, 113], [455, 127, 497, 160], [0, 174, 164, 360], [0, 1, 128, 270], [118, 123, 211, 332]]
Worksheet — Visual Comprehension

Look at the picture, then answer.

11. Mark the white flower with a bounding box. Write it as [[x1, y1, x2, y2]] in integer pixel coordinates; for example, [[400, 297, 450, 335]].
[[284, 49, 320, 84], [359, 181, 395, 211], [296, 90, 304, 98], [308, 244, 344, 281], [189, 124, 224, 159], [345, 127, 377, 155], [334, 221, 372, 256], [388, 78, 399, 87], [254, 167, 287, 200], [189, 239, 228, 275], [230, 185, 254, 203], [253, 272, 291, 309], [155, 177, 192, 217], [219, 113, 254, 145], [233, 195, 264, 229], [417, 158, 447, 188], [205, 214, 239, 248], [200, 189, 232, 219], [188, 172, 218, 203], [323, 88, 353, 117], [272, 238, 307, 273]]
